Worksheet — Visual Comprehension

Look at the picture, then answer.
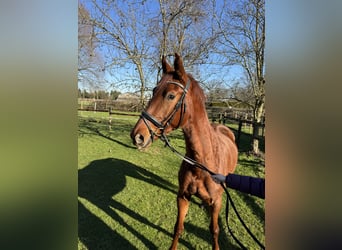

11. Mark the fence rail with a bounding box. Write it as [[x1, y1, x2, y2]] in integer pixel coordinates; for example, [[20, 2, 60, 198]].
[[78, 98, 140, 112]]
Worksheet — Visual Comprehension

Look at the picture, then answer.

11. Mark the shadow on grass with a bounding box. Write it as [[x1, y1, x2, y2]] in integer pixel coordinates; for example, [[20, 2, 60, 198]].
[[239, 192, 265, 223], [78, 119, 136, 149], [78, 158, 194, 249], [238, 158, 265, 177], [182, 219, 240, 249]]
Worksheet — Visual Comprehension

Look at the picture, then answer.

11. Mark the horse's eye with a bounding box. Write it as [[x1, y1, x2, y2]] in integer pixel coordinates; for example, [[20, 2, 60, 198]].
[[167, 94, 175, 100]]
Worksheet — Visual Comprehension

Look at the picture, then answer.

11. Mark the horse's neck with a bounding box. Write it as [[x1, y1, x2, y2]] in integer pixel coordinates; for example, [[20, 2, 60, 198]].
[[182, 109, 213, 161]]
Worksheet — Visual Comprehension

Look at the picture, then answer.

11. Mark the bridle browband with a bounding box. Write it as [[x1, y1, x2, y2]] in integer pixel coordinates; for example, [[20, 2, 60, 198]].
[[140, 79, 190, 142]]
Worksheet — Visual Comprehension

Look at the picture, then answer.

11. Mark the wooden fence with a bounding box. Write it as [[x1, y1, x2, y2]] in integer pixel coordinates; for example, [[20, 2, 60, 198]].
[[206, 106, 264, 148], [78, 98, 140, 112], [78, 98, 264, 148]]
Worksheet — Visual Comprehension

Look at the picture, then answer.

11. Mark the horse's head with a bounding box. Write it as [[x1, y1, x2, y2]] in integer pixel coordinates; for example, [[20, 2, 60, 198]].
[[131, 53, 190, 149]]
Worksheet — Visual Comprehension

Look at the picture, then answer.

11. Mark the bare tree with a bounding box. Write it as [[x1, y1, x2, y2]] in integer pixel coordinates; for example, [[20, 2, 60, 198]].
[[215, 0, 265, 154], [153, 0, 218, 79], [78, 2, 105, 90], [87, 0, 152, 109], [83, 0, 219, 106], [200, 79, 227, 102]]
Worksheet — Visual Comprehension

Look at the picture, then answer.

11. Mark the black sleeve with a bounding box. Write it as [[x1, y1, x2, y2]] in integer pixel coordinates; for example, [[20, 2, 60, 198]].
[[226, 173, 265, 199]]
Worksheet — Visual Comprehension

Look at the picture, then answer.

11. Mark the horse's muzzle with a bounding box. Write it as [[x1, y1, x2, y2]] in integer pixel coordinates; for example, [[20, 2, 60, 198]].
[[130, 127, 152, 150]]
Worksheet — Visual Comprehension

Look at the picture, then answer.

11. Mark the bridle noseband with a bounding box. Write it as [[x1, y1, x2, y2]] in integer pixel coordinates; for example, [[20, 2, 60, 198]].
[[140, 79, 190, 142]]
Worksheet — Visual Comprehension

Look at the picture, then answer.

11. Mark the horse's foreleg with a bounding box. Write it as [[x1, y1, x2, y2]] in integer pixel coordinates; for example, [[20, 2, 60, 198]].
[[170, 195, 190, 250], [210, 198, 222, 250]]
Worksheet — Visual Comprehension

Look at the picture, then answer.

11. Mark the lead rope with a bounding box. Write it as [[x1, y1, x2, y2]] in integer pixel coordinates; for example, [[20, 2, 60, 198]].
[[161, 134, 265, 249], [221, 182, 265, 249], [161, 134, 216, 175]]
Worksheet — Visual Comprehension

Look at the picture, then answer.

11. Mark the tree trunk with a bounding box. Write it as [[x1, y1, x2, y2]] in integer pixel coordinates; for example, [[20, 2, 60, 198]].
[[136, 63, 145, 110], [252, 95, 265, 155]]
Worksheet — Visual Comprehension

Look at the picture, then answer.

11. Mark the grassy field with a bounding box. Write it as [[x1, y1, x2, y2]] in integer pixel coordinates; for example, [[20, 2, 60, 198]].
[[78, 111, 265, 249]]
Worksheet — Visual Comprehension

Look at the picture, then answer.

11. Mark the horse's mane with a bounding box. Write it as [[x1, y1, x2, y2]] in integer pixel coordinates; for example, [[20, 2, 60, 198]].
[[186, 74, 206, 110]]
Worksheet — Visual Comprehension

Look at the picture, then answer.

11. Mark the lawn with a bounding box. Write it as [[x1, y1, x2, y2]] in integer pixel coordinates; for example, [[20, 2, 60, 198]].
[[78, 110, 265, 249]]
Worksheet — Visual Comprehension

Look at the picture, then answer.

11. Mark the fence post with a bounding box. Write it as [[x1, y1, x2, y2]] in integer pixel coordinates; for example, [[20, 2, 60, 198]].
[[236, 118, 242, 148], [244, 113, 248, 128], [108, 107, 112, 131]]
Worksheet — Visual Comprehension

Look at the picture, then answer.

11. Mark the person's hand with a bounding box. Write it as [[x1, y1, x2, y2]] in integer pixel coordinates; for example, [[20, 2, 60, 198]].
[[211, 174, 226, 184]]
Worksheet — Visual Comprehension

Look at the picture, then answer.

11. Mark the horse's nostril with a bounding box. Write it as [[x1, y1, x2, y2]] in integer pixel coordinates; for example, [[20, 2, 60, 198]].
[[135, 134, 144, 145]]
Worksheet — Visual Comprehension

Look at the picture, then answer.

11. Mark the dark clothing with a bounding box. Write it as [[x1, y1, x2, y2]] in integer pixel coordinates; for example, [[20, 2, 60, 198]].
[[226, 173, 265, 199]]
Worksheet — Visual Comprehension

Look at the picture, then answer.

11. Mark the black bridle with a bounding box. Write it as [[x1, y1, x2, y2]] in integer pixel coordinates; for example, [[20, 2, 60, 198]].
[[140, 79, 190, 142]]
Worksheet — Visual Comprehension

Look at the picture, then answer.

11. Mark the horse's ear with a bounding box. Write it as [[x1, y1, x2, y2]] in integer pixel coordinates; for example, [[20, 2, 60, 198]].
[[162, 55, 173, 74], [174, 53, 186, 79]]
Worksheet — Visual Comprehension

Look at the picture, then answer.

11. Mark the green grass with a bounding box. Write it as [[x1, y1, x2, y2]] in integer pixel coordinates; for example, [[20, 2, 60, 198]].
[[78, 111, 265, 249]]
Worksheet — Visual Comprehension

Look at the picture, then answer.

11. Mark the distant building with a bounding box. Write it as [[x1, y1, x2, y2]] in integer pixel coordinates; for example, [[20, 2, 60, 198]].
[[116, 93, 140, 103]]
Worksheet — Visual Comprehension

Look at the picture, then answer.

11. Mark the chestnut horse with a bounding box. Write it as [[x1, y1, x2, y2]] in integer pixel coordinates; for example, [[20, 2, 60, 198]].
[[131, 53, 238, 250]]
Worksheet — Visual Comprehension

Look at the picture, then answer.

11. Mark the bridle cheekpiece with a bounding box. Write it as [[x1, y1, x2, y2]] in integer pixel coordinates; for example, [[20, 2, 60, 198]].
[[140, 79, 190, 142]]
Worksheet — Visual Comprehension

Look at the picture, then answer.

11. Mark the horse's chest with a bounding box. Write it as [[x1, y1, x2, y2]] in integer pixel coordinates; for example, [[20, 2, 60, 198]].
[[182, 175, 207, 197], [179, 166, 212, 199], [187, 180, 198, 195]]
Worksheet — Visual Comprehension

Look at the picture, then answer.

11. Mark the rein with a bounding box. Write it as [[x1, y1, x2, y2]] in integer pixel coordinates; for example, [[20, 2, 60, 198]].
[[161, 134, 216, 175]]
